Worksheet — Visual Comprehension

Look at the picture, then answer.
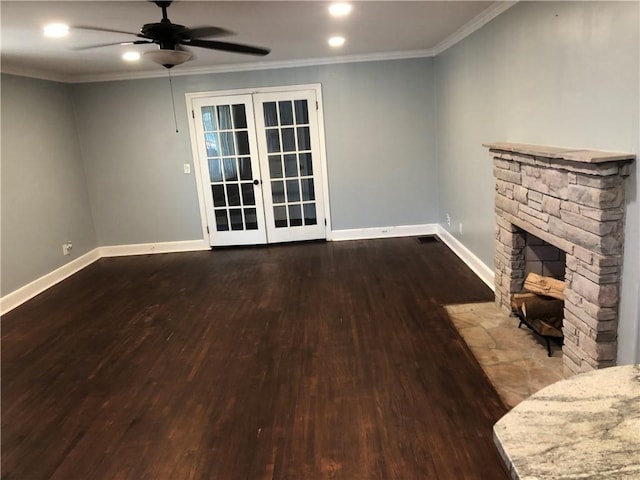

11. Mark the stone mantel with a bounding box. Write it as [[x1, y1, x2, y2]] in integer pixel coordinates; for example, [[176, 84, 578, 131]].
[[484, 142, 636, 165], [487, 142, 636, 375]]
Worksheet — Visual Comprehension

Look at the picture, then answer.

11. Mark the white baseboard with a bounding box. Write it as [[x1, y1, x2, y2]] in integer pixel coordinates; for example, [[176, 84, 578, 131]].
[[436, 225, 495, 291], [0, 248, 101, 316], [1, 232, 494, 315], [1, 239, 210, 316], [330, 224, 439, 242], [330, 223, 495, 291], [99, 239, 210, 257]]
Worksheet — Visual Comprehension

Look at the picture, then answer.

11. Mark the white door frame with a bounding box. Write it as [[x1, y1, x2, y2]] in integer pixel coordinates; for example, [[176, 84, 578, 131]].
[[191, 94, 267, 246], [186, 84, 332, 245]]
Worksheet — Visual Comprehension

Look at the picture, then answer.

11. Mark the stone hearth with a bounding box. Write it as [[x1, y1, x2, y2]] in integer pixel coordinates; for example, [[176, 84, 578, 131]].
[[486, 143, 635, 376]]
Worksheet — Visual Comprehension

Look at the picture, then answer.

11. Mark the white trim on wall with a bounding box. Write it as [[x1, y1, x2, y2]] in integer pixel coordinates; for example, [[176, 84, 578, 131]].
[[329, 224, 439, 242], [0, 248, 101, 316], [1, 228, 495, 315], [0, 240, 210, 316], [99, 239, 209, 257], [330, 224, 495, 291], [432, 1, 518, 55], [67, 49, 437, 84], [436, 225, 495, 291], [315, 85, 333, 237], [0, 64, 69, 83]]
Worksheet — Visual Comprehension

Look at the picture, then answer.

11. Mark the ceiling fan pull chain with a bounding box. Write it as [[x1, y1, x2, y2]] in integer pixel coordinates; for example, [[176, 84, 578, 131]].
[[168, 69, 179, 133]]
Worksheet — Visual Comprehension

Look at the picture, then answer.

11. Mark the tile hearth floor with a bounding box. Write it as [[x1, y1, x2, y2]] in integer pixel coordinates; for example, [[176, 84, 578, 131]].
[[445, 302, 566, 409]]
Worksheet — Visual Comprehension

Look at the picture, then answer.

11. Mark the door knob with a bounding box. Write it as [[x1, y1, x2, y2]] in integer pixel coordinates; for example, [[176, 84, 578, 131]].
[[253, 179, 260, 185]]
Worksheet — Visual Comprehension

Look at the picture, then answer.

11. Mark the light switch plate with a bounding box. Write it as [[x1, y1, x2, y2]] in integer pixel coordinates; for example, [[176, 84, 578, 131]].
[[183, 164, 191, 174]]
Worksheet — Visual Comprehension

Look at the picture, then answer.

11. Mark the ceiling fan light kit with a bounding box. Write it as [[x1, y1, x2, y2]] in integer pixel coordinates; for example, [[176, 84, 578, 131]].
[[144, 49, 192, 68]]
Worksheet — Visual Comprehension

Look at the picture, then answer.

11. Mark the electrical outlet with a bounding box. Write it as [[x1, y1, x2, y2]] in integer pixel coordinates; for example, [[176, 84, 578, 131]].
[[183, 163, 191, 174], [446, 213, 451, 227], [62, 241, 73, 256], [459, 223, 463, 235]]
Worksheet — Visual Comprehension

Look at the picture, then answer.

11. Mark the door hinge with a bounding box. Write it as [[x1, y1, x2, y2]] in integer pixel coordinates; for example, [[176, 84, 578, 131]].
[[192, 110, 195, 119], [206, 225, 210, 234], [324, 218, 327, 226], [316, 101, 319, 111]]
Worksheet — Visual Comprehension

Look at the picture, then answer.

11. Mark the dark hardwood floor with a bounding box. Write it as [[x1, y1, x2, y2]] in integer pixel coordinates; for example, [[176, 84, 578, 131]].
[[2, 237, 508, 480]]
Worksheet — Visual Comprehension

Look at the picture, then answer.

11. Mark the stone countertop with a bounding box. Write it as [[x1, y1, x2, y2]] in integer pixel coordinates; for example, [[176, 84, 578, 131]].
[[493, 365, 640, 480]]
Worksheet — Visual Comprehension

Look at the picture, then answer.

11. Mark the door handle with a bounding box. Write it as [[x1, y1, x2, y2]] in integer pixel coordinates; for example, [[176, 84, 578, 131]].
[[253, 179, 261, 185]]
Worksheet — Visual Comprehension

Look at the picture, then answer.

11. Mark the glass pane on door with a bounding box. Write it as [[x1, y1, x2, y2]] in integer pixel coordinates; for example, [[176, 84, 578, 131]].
[[262, 99, 318, 228], [201, 103, 259, 231]]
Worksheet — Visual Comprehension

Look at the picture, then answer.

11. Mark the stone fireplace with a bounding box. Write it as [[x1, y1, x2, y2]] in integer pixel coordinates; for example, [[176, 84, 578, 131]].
[[486, 143, 635, 376]]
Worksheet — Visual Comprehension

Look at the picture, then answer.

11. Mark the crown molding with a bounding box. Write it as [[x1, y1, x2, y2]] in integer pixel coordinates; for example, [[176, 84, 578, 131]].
[[66, 48, 436, 84], [432, 1, 518, 55], [0, 63, 70, 83]]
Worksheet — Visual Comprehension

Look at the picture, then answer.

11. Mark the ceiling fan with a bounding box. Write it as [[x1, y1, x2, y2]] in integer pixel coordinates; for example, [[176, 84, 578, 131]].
[[74, 0, 270, 68]]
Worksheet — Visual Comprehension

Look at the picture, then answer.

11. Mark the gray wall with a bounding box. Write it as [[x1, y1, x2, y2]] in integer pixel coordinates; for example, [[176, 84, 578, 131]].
[[1, 74, 97, 296], [71, 58, 437, 246], [435, 1, 639, 363]]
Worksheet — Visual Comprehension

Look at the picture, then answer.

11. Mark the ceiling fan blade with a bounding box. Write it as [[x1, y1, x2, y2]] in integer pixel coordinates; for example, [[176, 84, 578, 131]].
[[72, 40, 154, 51], [185, 39, 270, 56], [187, 26, 233, 39], [73, 25, 141, 36]]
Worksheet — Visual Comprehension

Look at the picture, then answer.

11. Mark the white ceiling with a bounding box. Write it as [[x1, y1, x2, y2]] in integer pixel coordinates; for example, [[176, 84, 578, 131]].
[[0, 1, 509, 83]]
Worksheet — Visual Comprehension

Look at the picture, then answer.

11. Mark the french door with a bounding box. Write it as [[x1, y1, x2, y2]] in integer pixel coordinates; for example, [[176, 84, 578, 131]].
[[190, 88, 327, 247]]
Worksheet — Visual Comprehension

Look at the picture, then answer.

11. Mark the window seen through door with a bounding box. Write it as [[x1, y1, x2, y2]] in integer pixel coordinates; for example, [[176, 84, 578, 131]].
[[263, 100, 317, 228], [201, 104, 259, 231]]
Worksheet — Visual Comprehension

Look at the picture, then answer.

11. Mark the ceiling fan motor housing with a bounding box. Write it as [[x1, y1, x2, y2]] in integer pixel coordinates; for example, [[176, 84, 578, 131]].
[[140, 22, 189, 50]]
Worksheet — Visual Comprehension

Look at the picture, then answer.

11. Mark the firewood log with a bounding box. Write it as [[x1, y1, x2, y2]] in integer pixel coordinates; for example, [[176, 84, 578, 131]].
[[511, 292, 538, 312], [523, 272, 565, 300], [530, 318, 564, 338], [521, 296, 564, 321]]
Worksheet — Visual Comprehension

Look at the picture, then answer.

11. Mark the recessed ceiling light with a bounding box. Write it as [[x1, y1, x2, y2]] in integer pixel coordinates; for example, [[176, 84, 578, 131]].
[[328, 36, 345, 48], [43, 23, 69, 38], [329, 3, 352, 17], [122, 51, 141, 62]]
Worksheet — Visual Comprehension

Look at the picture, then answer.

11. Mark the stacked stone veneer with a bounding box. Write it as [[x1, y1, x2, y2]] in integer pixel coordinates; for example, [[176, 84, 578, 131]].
[[486, 143, 635, 375]]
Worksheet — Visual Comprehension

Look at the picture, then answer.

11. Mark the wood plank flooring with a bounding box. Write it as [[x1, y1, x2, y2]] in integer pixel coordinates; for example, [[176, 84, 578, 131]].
[[2, 238, 508, 480]]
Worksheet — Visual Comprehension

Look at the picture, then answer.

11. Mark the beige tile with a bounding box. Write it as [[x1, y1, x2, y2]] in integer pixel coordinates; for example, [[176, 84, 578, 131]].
[[483, 362, 531, 391], [445, 302, 565, 409], [449, 312, 480, 329], [459, 326, 497, 349], [472, 347, 527, 366]]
